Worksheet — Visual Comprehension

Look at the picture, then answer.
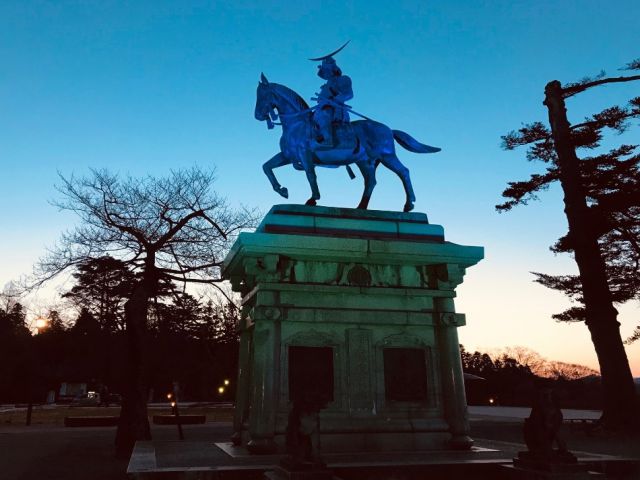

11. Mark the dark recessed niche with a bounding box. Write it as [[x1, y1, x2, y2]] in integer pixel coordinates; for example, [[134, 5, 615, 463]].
[[288, 346, 334, 405], [383, 347, 428, 402]]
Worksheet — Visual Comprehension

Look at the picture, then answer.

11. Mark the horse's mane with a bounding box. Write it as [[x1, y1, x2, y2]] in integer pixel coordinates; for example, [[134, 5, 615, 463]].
[[272, 83, 310, 111]]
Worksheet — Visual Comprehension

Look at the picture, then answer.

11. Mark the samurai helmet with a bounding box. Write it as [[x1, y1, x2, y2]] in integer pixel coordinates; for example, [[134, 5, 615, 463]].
[[309, 41, 349, 76]]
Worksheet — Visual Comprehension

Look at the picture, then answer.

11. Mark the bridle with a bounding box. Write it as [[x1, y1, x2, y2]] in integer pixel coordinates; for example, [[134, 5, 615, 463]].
[[260, 83, 316, 129]]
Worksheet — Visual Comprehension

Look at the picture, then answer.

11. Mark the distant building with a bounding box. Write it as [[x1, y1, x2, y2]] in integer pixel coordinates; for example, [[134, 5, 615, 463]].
[[58, 382, 87, 403]]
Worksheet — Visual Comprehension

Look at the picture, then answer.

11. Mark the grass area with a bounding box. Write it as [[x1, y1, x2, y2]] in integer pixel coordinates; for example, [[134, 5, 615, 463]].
[[0, 405, 234, 427]]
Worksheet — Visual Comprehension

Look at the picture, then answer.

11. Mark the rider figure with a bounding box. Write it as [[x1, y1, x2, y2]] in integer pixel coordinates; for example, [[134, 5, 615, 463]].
[[311, 51, 353, 148]]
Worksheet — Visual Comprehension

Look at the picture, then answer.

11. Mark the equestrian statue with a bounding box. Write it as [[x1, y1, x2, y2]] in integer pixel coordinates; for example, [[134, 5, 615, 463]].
[[254, 42, 440, 212]]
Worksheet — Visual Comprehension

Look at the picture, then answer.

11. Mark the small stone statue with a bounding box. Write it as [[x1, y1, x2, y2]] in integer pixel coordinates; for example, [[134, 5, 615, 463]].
[[267, 398, 332, 480], [520, 389, 576, 464], [282, 398, 326, 470]]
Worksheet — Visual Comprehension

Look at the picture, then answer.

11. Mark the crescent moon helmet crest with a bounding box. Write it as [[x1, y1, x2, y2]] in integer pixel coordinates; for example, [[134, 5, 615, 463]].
[[308, 41, 350, 62]]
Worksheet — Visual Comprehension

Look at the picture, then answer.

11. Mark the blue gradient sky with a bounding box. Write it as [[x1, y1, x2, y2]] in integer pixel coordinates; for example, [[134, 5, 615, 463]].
[[1, 1, 639, 374]]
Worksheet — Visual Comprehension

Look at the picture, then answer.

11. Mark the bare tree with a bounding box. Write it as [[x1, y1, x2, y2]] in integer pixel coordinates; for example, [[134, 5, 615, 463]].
[[492, 346, 600, 380], [542, 361, 600, 381], [1, 282, 22, 314], [35, 167, 258, 456], [496, 346, 546, 375]]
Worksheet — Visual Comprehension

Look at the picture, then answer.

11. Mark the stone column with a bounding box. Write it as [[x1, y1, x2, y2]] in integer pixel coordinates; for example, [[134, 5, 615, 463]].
[[231, 325, 252, 445], [346, 328, 373, 414], [247, 315, 279, 454], [435, 296, 473, 449]]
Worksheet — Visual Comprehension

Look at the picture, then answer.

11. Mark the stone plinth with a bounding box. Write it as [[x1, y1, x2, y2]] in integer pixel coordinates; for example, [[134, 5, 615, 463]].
[[265, 465, 334, 480], [222, 205, 484, 454], [501, 464, 603, 479]]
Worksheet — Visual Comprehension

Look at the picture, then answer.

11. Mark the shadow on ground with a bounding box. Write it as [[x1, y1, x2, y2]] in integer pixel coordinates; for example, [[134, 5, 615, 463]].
[[0, 423, 231, 480], [1, 419, 638, 479]]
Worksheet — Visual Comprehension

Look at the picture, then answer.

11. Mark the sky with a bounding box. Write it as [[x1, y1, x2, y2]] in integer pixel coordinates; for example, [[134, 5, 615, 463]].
[[1, 1, 639, 375]]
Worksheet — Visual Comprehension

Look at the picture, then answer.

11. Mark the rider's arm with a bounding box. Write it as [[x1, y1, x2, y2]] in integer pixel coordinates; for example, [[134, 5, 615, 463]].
[[333, 76, 353, 103]]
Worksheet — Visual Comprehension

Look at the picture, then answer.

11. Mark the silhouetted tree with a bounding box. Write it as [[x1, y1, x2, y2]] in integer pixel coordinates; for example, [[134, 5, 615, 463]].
[[34, 167, 257, 456], [0, 302, 29, 336], [460, 345, 603, 409], [200, 299, 240, 344], [45, 309, 66, 333], [460, 345, 536, 406], [461, 347, 496, 378], [63, 256, 137, 333], [0, 296, 31, 402], [154, 292, 203, 336], [496, 346, 546, 375], [71, 308, 102, 337], [498, 59, 640, 430], [0, 285, 30, 336], [532, 146, 640, 337], [542, 360, 599, 381]]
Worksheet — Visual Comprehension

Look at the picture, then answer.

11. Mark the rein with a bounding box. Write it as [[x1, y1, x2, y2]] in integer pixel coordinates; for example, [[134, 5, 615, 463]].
[[260, 82, 359, 181], [262, 83, 374, 129], [264, 85, 317, 129], [266, 106, 317, 129]]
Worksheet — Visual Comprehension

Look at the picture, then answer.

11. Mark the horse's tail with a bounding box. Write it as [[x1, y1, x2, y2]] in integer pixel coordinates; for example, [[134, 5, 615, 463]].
[[392, 130, 441, 154]]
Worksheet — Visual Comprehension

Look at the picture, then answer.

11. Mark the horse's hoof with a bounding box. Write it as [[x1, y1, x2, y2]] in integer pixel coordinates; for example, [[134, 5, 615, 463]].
[[277, 187, 289, 199], [305, 199, 317, 207], [356, 203, 368, 210], [403, 202, 414, 212]]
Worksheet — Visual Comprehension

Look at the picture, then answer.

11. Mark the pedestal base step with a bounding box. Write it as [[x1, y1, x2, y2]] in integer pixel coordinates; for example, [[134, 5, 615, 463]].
[[500, 464, 605, 479], [265, 465, 337, 480]]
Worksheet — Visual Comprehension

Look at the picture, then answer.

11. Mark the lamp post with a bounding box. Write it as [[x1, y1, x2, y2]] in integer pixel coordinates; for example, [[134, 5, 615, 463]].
[[168, 382, 184, 440]]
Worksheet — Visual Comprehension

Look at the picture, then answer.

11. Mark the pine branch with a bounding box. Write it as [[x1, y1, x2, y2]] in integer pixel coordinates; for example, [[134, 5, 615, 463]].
[[563, 73, 640, 97], [495, 169, 558, 212], [621, 58, 640, 71], [625, 326, 640, 345], [551, 306, 586, 323], [501, 122, 551, 150]]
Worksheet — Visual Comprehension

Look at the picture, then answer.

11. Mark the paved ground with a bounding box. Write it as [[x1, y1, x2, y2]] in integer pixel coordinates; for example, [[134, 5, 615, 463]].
[[0, 423, 232, 480], [0, 425, 129, 480], [0, 407, 637, 480], [468, 405, 602, 420]]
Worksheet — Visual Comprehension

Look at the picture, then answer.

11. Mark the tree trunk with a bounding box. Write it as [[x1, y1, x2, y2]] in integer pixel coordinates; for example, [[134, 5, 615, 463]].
[[544, 80, 639, 430], [114, 259, 156, 458]]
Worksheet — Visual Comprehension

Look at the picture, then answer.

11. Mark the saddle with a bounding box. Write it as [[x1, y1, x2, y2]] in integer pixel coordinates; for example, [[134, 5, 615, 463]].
[[332, 123, 358, 150], [312, 123, 361, 161]]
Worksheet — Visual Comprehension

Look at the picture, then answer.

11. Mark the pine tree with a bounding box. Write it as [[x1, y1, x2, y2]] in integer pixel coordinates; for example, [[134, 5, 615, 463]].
[[498, 59, 640, 430], [63, 256, 137, 333]]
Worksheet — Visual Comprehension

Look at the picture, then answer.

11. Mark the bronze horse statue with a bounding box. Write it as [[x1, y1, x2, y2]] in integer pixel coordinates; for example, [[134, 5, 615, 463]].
[[255, 74, 440, 212]]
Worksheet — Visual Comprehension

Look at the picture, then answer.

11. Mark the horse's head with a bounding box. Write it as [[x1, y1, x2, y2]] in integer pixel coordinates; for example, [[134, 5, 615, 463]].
[[255, 73, 276, 124], [255, 74, 309, 129]]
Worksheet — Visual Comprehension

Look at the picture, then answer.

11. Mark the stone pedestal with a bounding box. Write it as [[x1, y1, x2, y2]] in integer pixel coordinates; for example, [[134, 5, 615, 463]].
[[264, 465, 334, 480], [501, 463, 602, 479], [222, 205, 484, 454], [500, 452, 603, 479]]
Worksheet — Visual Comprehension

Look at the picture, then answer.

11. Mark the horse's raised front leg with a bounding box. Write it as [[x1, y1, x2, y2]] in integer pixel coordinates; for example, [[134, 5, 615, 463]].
[[379, 153, 416, 212], [262, 153, 291, 198], [356, 161, 377, 210]]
